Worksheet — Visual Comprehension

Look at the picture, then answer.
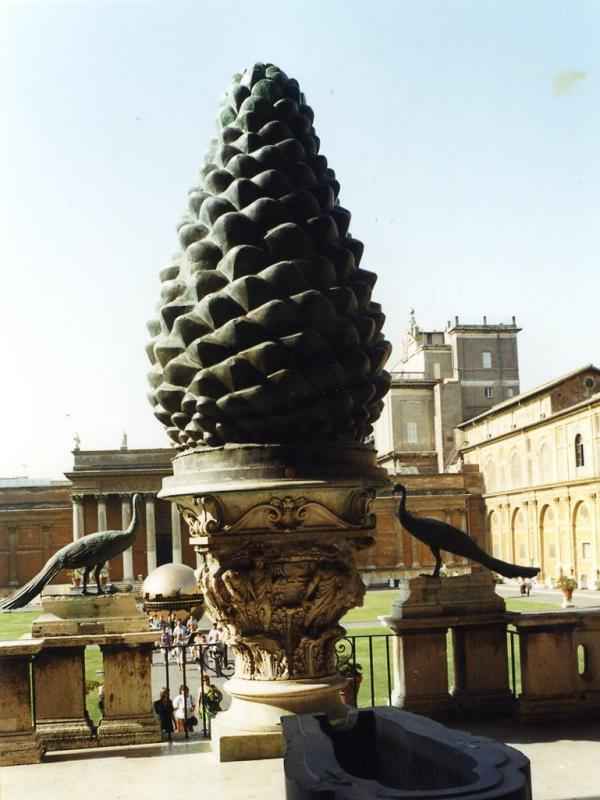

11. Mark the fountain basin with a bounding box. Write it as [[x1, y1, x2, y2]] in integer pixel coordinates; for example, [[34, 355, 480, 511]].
[[282, 707, 531, 799]]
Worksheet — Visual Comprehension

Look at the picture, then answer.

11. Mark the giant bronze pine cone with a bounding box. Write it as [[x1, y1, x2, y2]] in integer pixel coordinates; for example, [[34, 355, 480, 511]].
[[147, 63, 392, 448]]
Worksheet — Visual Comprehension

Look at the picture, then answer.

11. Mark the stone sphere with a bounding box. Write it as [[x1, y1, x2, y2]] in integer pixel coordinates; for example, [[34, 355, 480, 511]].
[[142, 563, 199, 600]]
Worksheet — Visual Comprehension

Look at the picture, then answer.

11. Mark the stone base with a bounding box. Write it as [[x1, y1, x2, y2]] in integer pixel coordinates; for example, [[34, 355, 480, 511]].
[[452, 688, 515, 717], [37, 718, 95, 751], [517, 695, 581, 722], [33, 593, 147, 637], [391, 690, 453, 720], [96, 714, 161, 747], [212, 676, 348, 762], [0, 730, 44, 766], [388, 571, 505, 621], [212, 723, 285, 762]]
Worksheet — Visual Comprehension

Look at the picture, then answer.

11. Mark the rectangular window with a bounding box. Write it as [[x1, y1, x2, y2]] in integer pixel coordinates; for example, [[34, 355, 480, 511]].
[[406, 422, 418, 443], [506, 388, 515, 398], [484, 386, 494, 399], [582, 542, 592, 560], [433, 362, 441, 379], [482, 351, 492, 369]]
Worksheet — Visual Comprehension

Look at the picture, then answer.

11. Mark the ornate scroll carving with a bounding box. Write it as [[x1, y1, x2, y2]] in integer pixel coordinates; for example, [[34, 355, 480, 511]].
[[183, 495, 224, 537], [186, 493, 375, 538]]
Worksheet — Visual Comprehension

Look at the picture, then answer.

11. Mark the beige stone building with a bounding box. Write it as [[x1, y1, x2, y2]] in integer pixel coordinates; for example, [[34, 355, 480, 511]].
[[458, 365, 600, 588], [374, 313, 521, 473]]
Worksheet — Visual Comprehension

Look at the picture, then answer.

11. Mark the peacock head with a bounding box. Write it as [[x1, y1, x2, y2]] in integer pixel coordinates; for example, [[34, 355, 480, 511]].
[[392, 484, 406, 498]]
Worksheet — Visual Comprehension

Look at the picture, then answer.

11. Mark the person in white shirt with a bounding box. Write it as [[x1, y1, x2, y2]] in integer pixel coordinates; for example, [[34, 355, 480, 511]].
[[172, 684, 194, 734]]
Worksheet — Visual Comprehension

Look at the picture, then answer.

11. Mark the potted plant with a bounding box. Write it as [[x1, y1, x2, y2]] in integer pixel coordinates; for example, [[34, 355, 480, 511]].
[[557, 574, 577, 607], [338, 658, 363, 705]]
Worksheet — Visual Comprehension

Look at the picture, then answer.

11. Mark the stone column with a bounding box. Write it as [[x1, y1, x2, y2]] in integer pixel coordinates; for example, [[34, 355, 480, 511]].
[[553, 496, 563, 574], [171, 502, 182, 565], [590, 492, 600, 589], [120, 494, 134, 582], [7, 527, 18, 586], [0, 640, 44, 766], [95, 494, 110, 582], [388, 623, 451, 717], [452, 621, 513, 714], [96, 494, 108, 531], [96, 634, 161, 747], [33, 645, 94, 750], [72, 494, 84, 541], [513, 613, 580, 720], [531, 499, 540, 567], [145, 493, 157, 575]]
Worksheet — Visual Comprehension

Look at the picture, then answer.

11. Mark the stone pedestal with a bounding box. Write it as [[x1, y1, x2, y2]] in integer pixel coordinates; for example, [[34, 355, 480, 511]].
[[96, 634, 160, 747], [31, 593, 160, 749], [575, 610, 600, 711], [0, 640, 44, 766], [159, 443, 386, 761], [34, 593, 145, 636], [383, 572, 512, 718], [33, 645, 94, 750], [513, 612, 579, 720]]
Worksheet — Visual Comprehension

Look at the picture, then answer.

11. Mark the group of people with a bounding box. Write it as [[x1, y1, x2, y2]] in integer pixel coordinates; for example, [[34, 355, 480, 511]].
[[153, 677, 223, 738], [148, 614, 227, 672]]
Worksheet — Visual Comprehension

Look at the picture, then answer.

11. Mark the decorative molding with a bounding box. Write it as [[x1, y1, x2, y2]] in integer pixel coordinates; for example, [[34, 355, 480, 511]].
[[186, 491, 377, 538]]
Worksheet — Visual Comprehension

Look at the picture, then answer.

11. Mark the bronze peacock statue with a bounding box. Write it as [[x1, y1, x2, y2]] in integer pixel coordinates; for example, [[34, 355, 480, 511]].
[[0, 494, 143, 610], [393, 484, 539, 580]]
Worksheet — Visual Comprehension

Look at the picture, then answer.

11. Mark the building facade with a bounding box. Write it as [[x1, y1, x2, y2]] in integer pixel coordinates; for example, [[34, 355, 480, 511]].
[[459, 365, 600, 588], [0, 447, 198, 595], [374, 313, 521, 473]]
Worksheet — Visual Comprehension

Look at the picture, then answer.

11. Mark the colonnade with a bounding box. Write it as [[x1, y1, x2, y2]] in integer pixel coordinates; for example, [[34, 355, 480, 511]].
[[487, 485, 600, 588], [71, 492, 182, 581]]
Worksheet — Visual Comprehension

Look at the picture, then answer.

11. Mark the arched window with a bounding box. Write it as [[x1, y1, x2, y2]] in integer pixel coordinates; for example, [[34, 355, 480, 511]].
[[575, 434, 585, 467]]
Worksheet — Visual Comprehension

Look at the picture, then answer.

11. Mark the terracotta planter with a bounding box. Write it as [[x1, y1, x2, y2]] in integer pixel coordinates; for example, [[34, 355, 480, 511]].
[[561, 587, 575, 607]]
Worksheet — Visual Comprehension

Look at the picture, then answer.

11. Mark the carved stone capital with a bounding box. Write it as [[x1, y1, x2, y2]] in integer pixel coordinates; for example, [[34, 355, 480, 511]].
[[198, 536, 364, 681], [72, 494, 84, 503]]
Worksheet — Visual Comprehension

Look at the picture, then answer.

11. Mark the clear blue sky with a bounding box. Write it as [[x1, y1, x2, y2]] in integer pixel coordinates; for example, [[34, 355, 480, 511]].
[[1, 0, 598, 477]]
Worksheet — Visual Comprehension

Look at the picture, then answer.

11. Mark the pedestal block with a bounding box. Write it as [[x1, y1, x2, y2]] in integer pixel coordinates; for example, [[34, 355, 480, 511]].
[[513, 613, 580, 720], [452, 620, 514, 715], [96, 634, 160, 747], [31, 594, 159, 749], [388, 623, 452, 717], [0, 640, 44, 766], [159, 443, 387, 761], [383, 572, 511, 719], [34, 645, 94, 750], [574, 610, 600, 712]]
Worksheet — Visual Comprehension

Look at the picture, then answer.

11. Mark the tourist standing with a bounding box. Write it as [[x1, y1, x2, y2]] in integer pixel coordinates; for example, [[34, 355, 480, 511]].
[[153, 687, 175, 738], [172, 684, 194, 735]]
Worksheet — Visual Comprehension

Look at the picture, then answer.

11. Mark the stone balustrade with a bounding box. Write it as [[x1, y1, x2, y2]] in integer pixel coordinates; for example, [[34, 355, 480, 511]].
[[384, 574, 600, 722]]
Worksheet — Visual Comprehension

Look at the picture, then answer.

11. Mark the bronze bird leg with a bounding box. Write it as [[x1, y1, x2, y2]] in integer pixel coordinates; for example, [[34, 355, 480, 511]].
[[82, 566, 91, 595]]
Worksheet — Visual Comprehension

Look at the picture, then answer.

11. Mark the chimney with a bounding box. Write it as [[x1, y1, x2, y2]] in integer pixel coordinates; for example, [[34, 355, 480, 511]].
[[483, 315, 487, 325], [512, 315, 516, 326], [454, 315, 459, 327]]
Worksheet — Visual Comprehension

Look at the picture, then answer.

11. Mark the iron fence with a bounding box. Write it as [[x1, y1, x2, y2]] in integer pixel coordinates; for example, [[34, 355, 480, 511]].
[[150, 630, 522, 740]]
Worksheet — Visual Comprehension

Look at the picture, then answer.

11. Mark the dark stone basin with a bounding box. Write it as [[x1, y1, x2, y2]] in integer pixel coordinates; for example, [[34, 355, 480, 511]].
[[282, 707, 531, 799]]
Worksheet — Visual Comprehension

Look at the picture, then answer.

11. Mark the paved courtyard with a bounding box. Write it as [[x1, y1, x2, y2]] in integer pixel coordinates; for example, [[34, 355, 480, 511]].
[[2, 718, 598, 800]]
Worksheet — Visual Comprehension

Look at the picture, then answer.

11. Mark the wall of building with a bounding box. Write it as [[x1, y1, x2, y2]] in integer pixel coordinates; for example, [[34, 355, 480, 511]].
[[0, 483, 72, 591], [461, 388, 600, 588]]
